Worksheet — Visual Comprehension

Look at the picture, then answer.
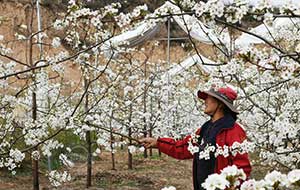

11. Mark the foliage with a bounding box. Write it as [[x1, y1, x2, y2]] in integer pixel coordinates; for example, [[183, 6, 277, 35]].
[[1, 0, 300, 189]]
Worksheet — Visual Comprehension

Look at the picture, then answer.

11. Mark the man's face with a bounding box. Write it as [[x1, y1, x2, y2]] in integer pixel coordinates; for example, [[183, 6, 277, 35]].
[[204, 95, 219, 116]]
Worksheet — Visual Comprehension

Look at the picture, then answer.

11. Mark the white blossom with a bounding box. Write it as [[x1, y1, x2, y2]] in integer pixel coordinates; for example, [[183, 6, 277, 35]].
[[128, 145, 136, 154], [161, 186, 176, 190], [264, 170, 287, 187], [202, 173, 229, 190], [59, 154, 74, 168], [95, 148, 101, 154], [48, 170, 71, 187], [52, 37, 61, 48], [287, 169, 300, 184], [53, 19, 69, 30], [15, 33, 26, 40], [31, 151, 40, 161]]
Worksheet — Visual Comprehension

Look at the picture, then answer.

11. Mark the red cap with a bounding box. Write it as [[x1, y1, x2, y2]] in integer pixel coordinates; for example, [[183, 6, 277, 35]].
[[218, 87, 237, 101], [197, 86, 238, 113]]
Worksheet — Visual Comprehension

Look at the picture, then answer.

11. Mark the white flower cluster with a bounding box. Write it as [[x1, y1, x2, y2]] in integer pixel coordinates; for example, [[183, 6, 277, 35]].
[[53, 19, 69, 30], [178, 0, 196, 9], [193, 0, 249, 23], [93, 148, 101, 156], [199, 145, 216, 160], [161, 186, 176, 190], [0, 149, 25, 173], [203, 165, 246, 190], [193, 0, 300, 23], [95, 133, 123, 154], [0, 38, 12, 55], [0, 60, 15, 80], [128, 145, 145, 154], [223, 165, 247, 187], [31, 150, 40, 161], [14, 33, 26, 40], [202, 174, 229, 190], [148, 2, 176, 23], [41, 140, 64, 157], [202, 166, 300, 190], [197, 78, 225, 93], [195, 0, 225, 19], [241, 170, 300, 190], [103, 2, 121, 16], [116, 4, 148, 28], [128, 145, 136, 154], [90, 15, 103, 28], [23, 123, 48, 146], [59, 153, 74, 168], [52, 37, 61, 48], [230, 140, 255, 156], [187, 129, 255, 160], [47, 51, 70, 65], [48, 170, 71, 187], [71, 8, 98, 19]]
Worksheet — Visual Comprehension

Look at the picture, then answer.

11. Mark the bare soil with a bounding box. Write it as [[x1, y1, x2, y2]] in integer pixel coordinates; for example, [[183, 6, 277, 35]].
[[0, 150, 193, 190]]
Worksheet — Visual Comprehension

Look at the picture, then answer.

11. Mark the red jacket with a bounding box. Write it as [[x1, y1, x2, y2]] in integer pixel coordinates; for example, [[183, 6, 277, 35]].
[[157, 122, 251, 181]]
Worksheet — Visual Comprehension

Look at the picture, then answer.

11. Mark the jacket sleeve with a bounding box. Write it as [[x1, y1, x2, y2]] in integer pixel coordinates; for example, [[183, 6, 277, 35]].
[[226, 124, 252, 178], [157, 135, 194, 160]]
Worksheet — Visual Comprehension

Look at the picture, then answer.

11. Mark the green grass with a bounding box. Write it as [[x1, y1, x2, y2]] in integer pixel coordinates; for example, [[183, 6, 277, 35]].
[[133, 151, 162, 160]]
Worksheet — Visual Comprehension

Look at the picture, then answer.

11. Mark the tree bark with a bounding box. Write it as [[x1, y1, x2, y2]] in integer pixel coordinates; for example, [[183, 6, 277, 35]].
[[128, 126, 133, 170], [84, 76, 92, 187], [110, 112, 116, 170]]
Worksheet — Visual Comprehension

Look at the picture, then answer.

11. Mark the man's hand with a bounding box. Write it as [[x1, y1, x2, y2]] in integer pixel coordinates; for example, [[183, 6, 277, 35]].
[[139, 137, 158, 149]]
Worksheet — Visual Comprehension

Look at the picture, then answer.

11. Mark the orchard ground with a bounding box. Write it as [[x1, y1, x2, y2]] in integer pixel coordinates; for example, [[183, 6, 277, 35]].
[[0, 150, 273, 190]]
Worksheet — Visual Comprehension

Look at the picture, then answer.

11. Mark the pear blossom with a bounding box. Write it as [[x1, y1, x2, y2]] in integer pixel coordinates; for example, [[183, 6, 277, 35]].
[[52, 37, 61, 48], [59, 154, 74, 168], [31, 151, 40, 161], [161, 186, 176, 190], [2, 0, 300, 189], [128, 145, 137, 154], [264, 170, 287, 187], [287, 169, 300, 185], [48, 170, 71, 187], [202, 173, 230, 190]]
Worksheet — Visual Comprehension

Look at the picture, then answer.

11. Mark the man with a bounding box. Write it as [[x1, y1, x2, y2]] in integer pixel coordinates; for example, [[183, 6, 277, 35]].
[[140, 86, 251, 190]]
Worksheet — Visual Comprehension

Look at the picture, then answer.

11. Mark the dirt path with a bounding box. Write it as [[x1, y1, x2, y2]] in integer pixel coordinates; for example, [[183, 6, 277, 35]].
[[0, 151, 193, 190]]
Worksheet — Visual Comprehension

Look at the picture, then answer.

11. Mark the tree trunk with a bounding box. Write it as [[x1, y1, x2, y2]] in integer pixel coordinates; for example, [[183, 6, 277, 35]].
[[84, 77, 92, 187], [128, 126, 133, 170], [110, 112, 115, 170], [111, 151, 116, 170], [86, 131, 92, 187], [149, 128, 153, 157], [143, 55, 148, 158], [120, 137, 124, 150], [32, 92, 39, 190]]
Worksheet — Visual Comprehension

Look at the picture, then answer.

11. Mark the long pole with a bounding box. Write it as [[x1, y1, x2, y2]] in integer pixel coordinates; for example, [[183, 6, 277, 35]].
[[36, 0, 43, 55], [166, 17, 171, 130], [36, 0, 51, 173], [32, 1, 43, 189]]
